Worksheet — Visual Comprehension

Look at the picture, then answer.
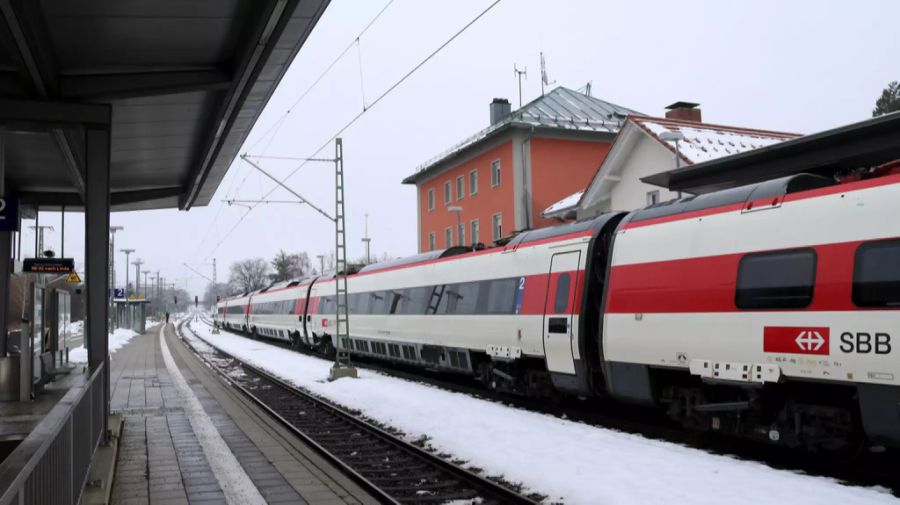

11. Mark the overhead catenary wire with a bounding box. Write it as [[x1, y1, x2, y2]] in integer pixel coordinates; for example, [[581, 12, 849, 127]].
[[192, 1, 394, 261], [243, 0, 395, 155], [207, 0, 504, 255]]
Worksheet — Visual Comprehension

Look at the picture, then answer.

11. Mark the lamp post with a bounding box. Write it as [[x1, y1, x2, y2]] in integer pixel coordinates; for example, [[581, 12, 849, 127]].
[[448, 206, 463, 246], [361, 213, 371, 264], [109, 226, 123, 326], [659, 130, 685, 170], [120, 248, 135, 328]]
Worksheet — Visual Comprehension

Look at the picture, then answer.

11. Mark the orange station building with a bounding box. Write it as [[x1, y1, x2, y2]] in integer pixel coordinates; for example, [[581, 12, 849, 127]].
[[403, 87, 639, 252]]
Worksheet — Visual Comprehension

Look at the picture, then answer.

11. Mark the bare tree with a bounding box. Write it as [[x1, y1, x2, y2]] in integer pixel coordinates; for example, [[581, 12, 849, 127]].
[[228, 258, 270, 293], [202, 282, 230, 305], [270, 250, 311, 282]]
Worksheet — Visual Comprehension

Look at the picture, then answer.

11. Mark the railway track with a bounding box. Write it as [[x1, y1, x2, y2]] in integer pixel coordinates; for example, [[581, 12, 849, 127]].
[[193, 315, 900, 496], [177, 317, 541, 505]]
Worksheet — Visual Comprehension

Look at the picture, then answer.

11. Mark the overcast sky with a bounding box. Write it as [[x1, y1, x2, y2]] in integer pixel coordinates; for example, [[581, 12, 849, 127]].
[[19, 0, 900, 297]]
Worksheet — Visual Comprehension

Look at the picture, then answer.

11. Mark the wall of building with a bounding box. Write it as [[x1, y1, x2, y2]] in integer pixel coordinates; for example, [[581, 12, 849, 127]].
[[417, 141, 514, 252], [530, 137, 611, 229], [608, 135, 682, 211]]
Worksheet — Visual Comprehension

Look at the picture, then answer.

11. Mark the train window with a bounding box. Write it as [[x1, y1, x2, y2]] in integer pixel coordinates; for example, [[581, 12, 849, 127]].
[[389, 291, 403, 314], [853, 239, 900, 308], [554, 274, 571, 313], [735, 249, 816, 309], [443, 282, 479, 314], [399, 287, 429, 314], [484, 278, 517, 314]]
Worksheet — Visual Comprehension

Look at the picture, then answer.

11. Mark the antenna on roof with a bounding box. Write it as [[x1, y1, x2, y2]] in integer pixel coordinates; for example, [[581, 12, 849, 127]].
[[540, 52, 555, 96], [513, 65, 527, 108]]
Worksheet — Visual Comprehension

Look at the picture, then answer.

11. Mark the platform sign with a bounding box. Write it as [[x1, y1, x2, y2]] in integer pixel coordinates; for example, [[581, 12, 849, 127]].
[[23, 257, 75, 274], [0, 196, 19, 231], [112, 288, 125, 298]]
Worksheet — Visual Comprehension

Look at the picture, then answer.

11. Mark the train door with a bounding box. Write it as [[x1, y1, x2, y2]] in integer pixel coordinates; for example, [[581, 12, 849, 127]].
[[542, 251, 581, 375]]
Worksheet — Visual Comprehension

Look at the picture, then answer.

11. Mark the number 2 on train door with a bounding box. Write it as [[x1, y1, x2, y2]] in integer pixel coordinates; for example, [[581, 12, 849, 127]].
[[543, 251, 581, 375]]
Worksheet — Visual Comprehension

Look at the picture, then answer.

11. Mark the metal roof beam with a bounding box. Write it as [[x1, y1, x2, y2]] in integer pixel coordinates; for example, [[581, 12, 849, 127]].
[[16, 186, 182, 209], [180, 0, 293, 211], [0, 0, 91, 202], [60, 69, 232, 100], [0, 98, 111, 128]]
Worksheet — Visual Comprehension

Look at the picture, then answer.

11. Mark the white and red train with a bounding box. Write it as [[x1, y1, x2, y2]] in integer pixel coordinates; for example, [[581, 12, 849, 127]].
[[216, 172, 900, 451]]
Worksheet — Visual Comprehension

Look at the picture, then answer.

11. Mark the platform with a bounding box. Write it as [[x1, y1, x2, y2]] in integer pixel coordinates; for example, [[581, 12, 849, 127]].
[[109, 323, 378, 505]]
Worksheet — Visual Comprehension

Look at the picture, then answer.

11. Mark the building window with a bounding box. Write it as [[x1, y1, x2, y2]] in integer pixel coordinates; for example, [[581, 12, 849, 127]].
[[491, 159, 501, 187], [646, 190, 660, 206], [469, 169, 478, 195], [458, 222, 465, 246], [735, 248, 816, 309], [456, 175, 464, 200], [853, 239, 900, 308], [444, 181, 452, 204], [470, 219, 479, 245], [445, 227, 453, 248], [427, 189, 435, 211], [428, 232, 435, 251], [491, 213, 502, 242]]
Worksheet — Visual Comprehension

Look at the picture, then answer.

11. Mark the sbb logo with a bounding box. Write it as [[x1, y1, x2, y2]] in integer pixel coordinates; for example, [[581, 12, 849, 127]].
[[839, 332, 891, 354], [764, 326, 830, 355]]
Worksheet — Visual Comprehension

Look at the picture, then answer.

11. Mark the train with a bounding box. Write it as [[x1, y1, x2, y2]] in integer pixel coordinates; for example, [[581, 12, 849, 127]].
[[215, 171, 900, 453]]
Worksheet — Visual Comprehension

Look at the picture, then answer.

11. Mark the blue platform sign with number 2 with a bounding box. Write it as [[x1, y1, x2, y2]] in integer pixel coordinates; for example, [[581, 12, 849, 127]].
[[0, 197, 18, 231]]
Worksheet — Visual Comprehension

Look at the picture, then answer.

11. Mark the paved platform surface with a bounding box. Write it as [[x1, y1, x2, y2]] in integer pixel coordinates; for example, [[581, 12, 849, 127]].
[[109, 323, 377, 505]]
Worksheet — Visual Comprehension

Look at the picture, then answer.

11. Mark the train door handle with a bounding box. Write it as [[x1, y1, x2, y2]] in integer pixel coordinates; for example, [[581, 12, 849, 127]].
[[548, 317, 568, 334]]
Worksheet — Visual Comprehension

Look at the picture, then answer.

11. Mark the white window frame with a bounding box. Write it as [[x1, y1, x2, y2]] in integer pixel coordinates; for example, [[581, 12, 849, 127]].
[[647, 190, 660, 206], [445, 227, 453, 248], [470, 219, 479, 245], [491, 159, 501, 187], [492, 213, 502, 242], [469, 169, 478, 196], [428, 232, 436, 251], [427, 188, 435, 211], [457, 222, 465, 246], [456, 175, 464, 201], [444, 181, 452, 204]]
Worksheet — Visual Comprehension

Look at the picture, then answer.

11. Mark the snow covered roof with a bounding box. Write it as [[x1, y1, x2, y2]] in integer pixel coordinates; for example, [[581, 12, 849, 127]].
[[542, 116, 800, 219], [403, 87, 641, 184], [632, 116, 800, 165], [541, 190, 583, 219]]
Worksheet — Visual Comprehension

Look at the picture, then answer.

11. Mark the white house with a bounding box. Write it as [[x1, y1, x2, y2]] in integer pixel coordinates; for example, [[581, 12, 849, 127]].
[[542, 103, 801, 220]]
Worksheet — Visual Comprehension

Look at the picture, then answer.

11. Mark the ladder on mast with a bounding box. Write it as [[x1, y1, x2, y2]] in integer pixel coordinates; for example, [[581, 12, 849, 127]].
[[331, 138, 356, 378]]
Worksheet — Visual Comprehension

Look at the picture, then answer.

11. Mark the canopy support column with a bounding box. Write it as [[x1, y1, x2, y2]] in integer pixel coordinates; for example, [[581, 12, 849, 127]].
[[85, 124, 111, 440]]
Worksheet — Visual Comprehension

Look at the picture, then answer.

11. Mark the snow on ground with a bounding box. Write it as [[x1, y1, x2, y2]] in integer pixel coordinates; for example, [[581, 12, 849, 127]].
[[185, 318, 897, 505], [69, 328, 139, 363]]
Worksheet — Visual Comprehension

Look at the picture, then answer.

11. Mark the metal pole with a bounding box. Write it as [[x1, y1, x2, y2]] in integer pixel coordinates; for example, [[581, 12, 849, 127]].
[[317, 254, 324, 274], [361, 213, 371, 263], [85, 124, 111, 442], [133, 259, 143, 297], [60, 205, 64, 258], [329, 138, 355, 379]]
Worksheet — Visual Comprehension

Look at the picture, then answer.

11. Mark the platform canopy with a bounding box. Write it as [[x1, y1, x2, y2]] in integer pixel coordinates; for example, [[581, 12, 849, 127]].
[[0, 0, 329, 211], [642, 111, 900, 195]]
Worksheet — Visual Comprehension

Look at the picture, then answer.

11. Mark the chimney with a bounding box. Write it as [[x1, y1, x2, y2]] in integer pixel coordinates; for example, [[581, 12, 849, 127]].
[[665, 101, 701, 122], [490, 98, 511, 125]]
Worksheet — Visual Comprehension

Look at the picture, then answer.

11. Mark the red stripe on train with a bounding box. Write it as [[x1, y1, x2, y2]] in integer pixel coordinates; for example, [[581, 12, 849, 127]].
[[605, 240, 866, 313]]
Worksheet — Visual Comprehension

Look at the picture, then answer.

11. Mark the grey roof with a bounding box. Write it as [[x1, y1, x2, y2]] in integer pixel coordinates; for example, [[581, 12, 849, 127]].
[[403, 86, 640, 184], [0, 0, 329, 211]]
